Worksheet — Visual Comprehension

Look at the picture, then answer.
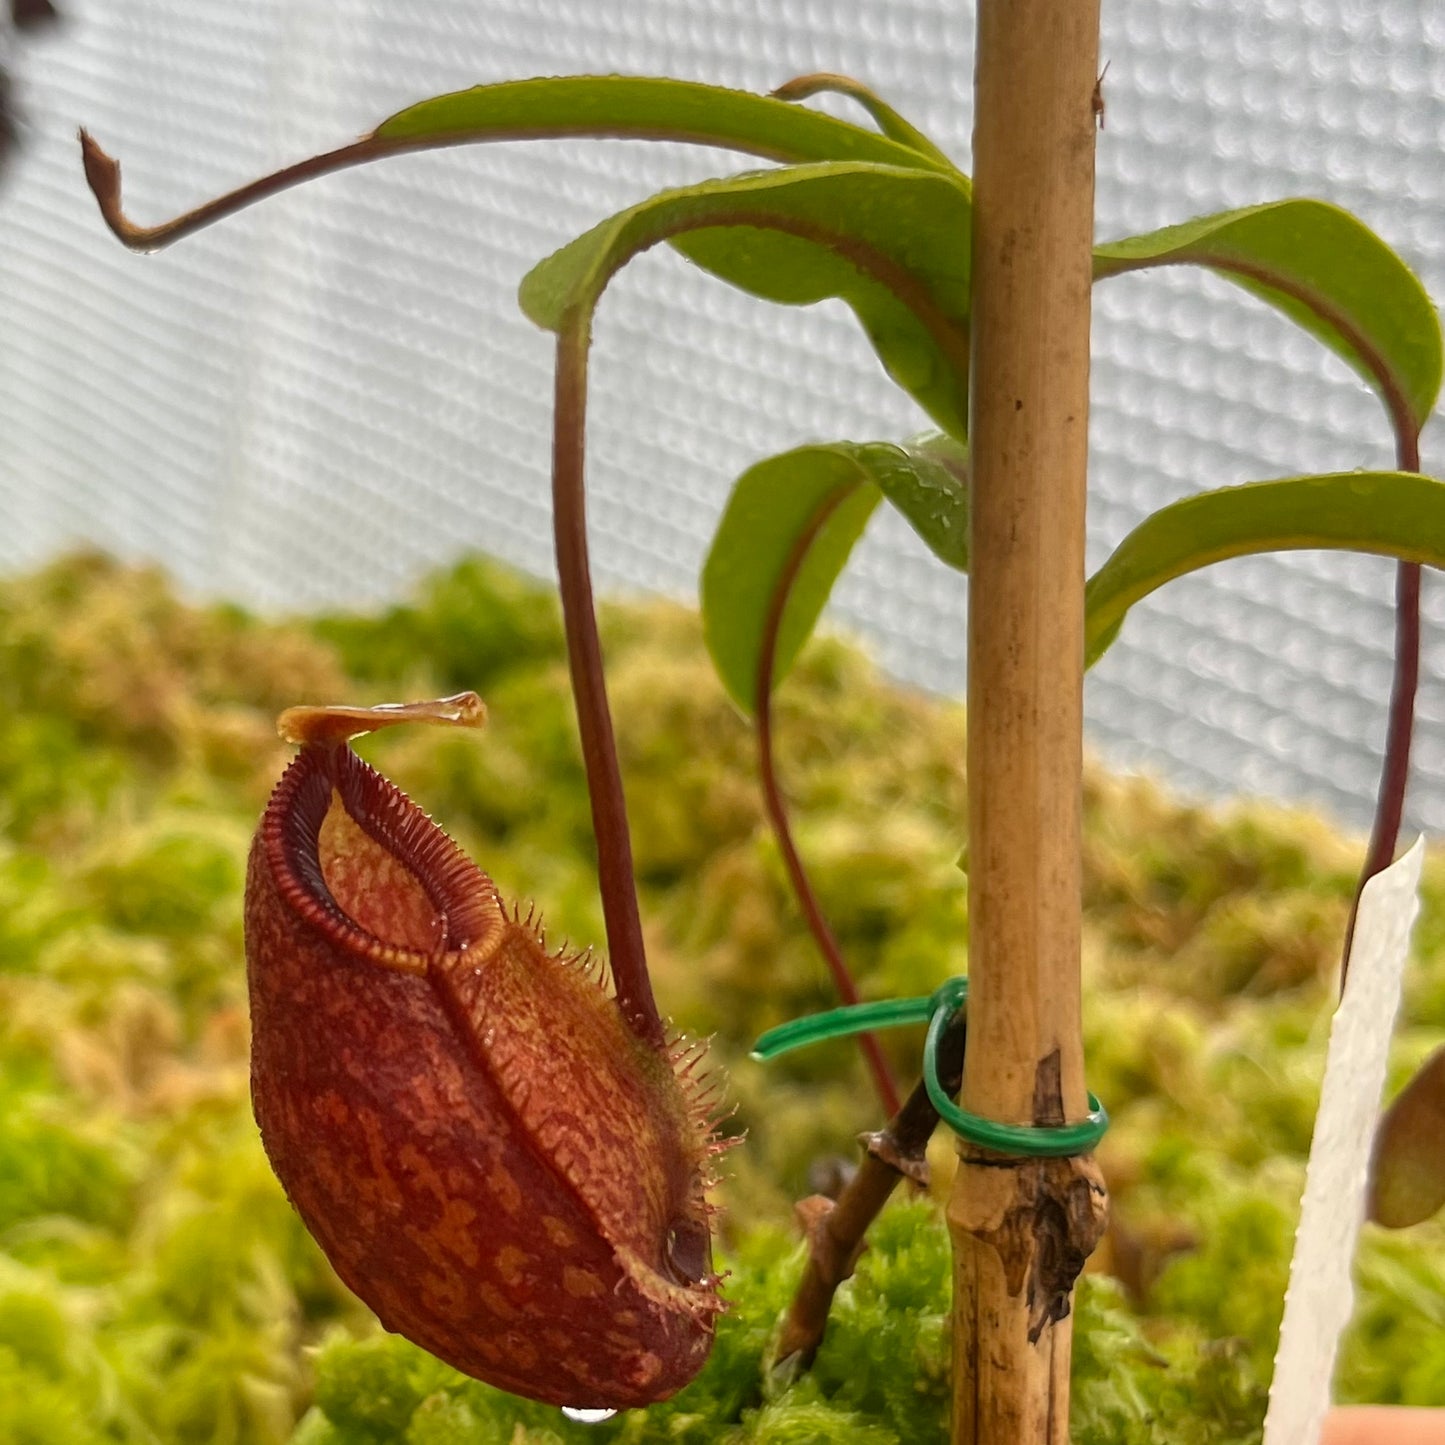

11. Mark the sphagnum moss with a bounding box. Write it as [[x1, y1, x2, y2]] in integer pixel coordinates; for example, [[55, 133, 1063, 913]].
[[0, 552, 1441, 1442]]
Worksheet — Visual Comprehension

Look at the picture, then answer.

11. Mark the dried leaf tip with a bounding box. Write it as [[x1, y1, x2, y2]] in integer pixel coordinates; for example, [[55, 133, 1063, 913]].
[[77, 129, 137, 246], [770, 71, 855, 102]]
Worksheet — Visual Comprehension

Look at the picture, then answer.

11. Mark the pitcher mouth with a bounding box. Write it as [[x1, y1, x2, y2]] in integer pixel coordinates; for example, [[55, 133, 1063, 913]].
[[260, 743, 504, 975]]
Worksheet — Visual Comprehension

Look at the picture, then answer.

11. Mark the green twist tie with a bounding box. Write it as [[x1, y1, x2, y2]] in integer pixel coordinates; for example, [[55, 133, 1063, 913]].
[[750, 976, 1108, 1159]]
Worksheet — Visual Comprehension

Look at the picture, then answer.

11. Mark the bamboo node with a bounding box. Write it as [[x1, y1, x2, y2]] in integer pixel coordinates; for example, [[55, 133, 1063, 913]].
[[948, 1155, 1108, 1338]]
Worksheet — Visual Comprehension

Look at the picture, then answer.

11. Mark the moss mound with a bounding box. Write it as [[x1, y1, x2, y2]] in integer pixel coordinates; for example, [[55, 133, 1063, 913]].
[[0, 551, 1441, 1443]]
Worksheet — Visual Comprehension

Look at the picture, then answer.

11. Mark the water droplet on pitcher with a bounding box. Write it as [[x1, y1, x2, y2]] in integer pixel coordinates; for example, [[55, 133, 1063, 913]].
[[562, 1406, 618, 1424]]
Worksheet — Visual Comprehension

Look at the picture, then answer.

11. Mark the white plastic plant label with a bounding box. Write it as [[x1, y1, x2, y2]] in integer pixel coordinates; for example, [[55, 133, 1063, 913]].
[[1263, 836, 1425, 1445]]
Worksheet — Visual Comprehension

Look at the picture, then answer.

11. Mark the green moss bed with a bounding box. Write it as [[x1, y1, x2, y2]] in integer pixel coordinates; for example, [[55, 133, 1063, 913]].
[[1, 552, 1442, 1444]]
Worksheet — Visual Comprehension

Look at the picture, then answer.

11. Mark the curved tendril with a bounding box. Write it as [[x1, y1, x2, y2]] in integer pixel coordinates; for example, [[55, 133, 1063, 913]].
[[553, 315, 664, 1048]]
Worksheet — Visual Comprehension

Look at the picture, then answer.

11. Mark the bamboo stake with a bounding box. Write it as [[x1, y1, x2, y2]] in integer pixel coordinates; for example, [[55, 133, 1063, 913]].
[[950, 5, 1109, 1443]]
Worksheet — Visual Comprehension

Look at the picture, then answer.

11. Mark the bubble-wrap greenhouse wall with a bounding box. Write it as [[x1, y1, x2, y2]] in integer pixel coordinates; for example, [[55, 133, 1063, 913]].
[[2, 0, 1444, 831]]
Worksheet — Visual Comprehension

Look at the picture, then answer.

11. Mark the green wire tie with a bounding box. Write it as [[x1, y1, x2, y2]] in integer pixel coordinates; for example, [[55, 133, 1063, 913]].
[[750, 976, 1108, 1159]]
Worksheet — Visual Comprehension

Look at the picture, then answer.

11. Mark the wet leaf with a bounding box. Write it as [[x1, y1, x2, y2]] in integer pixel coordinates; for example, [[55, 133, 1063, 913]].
[[83, 75, 949, 252], [701, 445, 871, 712], [521, 163, 971, 437], [872, 432, 969, 571], [700, 436, 965, 714], [374, 74, 952, 172], [1084, 471, 1445, 666], [1095, 201, 1443, 434]]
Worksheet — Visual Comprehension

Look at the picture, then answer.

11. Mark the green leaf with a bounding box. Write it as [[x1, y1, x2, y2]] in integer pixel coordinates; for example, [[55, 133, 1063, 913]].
[[701, 444, 890, 712], [522, 163, 971, 438], [83, 73, 953, 254], [1094, 201, 1443, 434], [769, 72, 960, 173], [1084, 470, 1445, 666], [373, 75, 952, 173], [873, 433, 969, 571], [699, 435, 966, 716]]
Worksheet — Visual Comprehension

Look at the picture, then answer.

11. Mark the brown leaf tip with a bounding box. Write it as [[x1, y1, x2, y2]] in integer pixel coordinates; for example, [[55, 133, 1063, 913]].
[[78, 128, 130, 242], [770, 71, 853, 103]]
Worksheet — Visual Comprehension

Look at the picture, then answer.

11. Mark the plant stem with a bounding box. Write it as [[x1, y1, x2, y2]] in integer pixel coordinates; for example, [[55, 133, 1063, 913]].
[[950, 5, 1108, 1443], [553, 317, 664, 1049], [755, 485, 902, 1117], [1344, 426, 1422, 984], [775, 1011, 966, 1369]]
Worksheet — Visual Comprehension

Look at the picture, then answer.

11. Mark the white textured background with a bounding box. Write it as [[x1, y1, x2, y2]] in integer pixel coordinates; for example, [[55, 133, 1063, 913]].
[[1, 0, 1443, 831]]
